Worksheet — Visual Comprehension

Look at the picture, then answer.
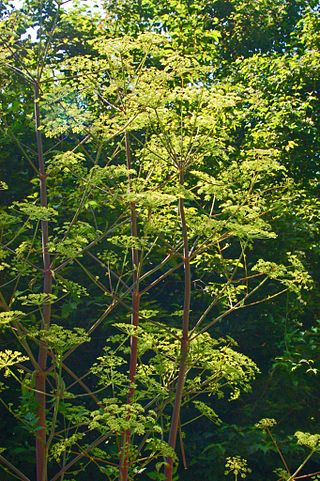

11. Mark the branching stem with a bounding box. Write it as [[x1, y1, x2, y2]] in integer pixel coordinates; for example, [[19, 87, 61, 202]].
[[119, 132, 141, 481], [164, 169, 191, 481]]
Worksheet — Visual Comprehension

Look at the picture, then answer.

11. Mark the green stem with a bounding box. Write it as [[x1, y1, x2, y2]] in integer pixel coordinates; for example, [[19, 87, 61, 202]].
[[286, 451, 315, 481]]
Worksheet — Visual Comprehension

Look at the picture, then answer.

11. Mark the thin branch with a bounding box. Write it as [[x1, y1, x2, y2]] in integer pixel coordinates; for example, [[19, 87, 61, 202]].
[[0, 455, 31, 481], [266, 428, 291, 475], [49, 434, 111, 481]]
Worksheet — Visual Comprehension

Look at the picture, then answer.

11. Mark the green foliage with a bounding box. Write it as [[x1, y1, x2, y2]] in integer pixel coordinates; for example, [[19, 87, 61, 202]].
[[253, 254, 313, 300], [295, 432, 320, 452], [14, 202, 58, 222], [0, 350, 28, 377], [90, 400, 160, 436], [0, 311, 24, 328], [30, 324, 90, 359], [255, 418, 277, 430], [193, 401, 222, 425], [224, 456, 251, 479], [18, 293, 57, 306], [50, 433, 85, 462]]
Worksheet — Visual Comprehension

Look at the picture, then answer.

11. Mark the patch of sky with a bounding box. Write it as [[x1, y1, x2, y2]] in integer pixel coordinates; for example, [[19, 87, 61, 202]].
[[14, 0, 104, 42]]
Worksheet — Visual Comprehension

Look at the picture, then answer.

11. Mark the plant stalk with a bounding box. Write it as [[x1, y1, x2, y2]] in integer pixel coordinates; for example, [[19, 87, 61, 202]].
[[119, 132, 140, 481], [286, 451, 315, 481], [34, 80, 52, 481], [164, 170, 191, 481]]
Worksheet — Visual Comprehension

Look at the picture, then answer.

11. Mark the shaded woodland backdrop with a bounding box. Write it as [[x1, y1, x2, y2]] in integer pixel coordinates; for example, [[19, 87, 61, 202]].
[[0, 1, 319, 481]]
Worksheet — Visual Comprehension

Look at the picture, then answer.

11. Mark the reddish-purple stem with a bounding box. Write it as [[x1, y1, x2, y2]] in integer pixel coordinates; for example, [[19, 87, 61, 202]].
[[164, 170, 191, 481], [34, 81, 52, 481], [119, 133, 140, 481]]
